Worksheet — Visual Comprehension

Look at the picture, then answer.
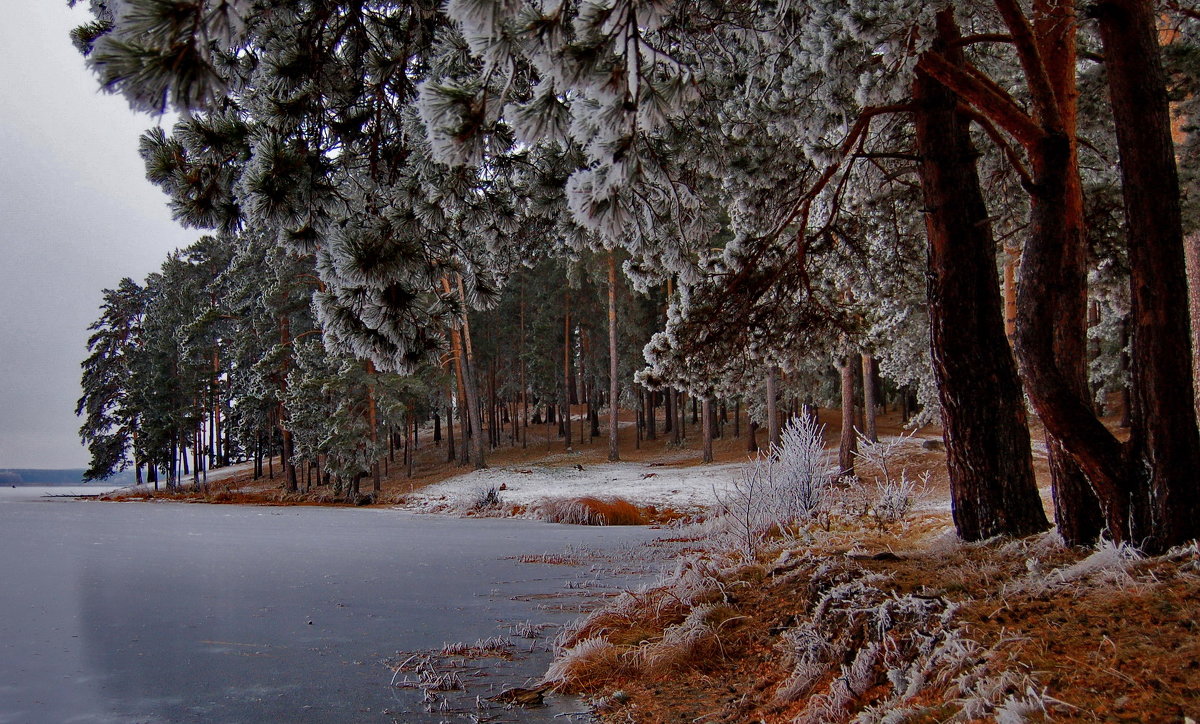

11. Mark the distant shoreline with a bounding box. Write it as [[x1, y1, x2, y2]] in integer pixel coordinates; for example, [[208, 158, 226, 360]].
[[0, 469, 136, 487]]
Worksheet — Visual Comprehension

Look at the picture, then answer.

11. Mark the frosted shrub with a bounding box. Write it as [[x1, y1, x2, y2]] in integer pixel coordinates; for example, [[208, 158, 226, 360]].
[[872, 473, 925, 528], [773, 415, 834, 521], [851, 434, 928, 531], [714, 416, 833, 556]]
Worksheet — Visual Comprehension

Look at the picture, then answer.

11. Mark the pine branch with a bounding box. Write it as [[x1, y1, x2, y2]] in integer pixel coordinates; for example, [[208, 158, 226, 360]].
[[917, 50, 1044, 148]]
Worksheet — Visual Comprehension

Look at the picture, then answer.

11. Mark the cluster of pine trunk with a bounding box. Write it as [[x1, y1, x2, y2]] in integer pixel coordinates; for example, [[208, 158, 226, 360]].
[[908, 1, 1200, 552]]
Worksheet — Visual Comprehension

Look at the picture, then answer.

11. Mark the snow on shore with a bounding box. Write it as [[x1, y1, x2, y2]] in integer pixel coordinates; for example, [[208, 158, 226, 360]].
[[394, 433, 955, 518], [396, 460, 747, 515]]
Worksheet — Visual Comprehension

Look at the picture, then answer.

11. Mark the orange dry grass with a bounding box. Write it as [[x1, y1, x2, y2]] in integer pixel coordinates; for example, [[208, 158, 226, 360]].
[[548, 530, 1200, 723], [544, 637, 630, 688], [580, 497, 648, 525], [535, 496, 649, 526]]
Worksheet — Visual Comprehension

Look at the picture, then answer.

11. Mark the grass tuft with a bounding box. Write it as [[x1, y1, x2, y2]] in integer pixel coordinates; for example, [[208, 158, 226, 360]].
[[534, 496, 648, 526]]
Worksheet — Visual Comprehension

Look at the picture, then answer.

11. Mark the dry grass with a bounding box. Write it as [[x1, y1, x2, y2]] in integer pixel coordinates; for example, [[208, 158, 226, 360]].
[[534, 496, 649, 526], [544, 637, 629, 688], [543, 516, 1200, 723]]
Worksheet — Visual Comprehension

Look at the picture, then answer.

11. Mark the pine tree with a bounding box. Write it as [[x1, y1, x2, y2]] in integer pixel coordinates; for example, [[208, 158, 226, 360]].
[[77, 278, 151, 482]]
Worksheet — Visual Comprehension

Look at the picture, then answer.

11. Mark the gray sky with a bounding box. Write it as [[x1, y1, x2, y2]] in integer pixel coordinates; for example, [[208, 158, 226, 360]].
[[0, 3, 196, 468]]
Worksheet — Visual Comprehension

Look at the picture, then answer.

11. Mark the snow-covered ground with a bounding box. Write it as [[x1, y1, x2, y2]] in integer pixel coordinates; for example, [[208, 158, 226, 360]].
[[394, 433, 958, 519], [396, 460, 747, 515]]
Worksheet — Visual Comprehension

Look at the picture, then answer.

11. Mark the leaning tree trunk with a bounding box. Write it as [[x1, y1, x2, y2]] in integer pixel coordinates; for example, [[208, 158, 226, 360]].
[[913, 10, 1049, 541], [1092, 0, 1200, 551], [1033, 0, 1104, 546], [443, 297, 470, 466], [449, 276, 486, 470]]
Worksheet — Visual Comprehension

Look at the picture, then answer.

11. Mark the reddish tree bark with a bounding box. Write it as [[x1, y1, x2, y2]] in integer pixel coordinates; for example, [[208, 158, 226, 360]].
[[837, 356, 857, 476], [914, 10, 1049, 540], [608, 252, 620, 462], [1092, 0, 1200, 550]]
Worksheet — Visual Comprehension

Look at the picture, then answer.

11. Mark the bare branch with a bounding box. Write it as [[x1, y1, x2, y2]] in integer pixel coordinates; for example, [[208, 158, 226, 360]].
[[992, 0, 1064, 131], [957, 103, 1036, 191], [953, 33, 1014, 47]]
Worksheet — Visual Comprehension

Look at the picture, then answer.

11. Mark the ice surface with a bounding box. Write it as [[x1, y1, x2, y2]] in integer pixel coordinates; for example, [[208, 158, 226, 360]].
[[0, 499, 660, 722]]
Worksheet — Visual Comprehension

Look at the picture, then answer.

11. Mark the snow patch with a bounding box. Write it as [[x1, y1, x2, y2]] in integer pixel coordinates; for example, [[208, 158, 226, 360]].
[[397, 461, 745, 515]]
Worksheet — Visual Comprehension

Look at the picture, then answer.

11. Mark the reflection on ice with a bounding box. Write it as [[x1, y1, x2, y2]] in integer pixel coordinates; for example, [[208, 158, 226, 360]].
[[0, 499, 657, 722]]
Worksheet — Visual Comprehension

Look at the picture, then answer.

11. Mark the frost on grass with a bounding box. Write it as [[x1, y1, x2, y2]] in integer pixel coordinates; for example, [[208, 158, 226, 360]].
[[543, 544, 1074, 722], [779, 561, 1069, 724], [543, 636, 625, 688], [532, 496, 647, 525], [639, 602, 737, 673], [1006, 538, 1144, 595], [439, 635, 514, 659]]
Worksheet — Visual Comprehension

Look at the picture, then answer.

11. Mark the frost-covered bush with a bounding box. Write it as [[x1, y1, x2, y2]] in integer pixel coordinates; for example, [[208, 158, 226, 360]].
[[848, 434, 929, 531], [773, 415, 836, 521], [714, 416, 834, 555]]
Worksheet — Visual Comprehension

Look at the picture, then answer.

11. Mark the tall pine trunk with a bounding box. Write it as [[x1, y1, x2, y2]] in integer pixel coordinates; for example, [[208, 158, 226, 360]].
[[608, 252, 620, 462], [838, 356, 857, 475], [278, 313, 297, 492], [861, 353, 878, 444], [1092, 0, 1200, 550], [765, 367, 781, 451], [1187, 233, 1200, 419], [914, 10, 1048, 540], [645, 389, 657, 440], [444, 276, 486, 469], [1033, 0, 1104, 546], [459, 283, 486, 470], [563, 295, 572, 450]]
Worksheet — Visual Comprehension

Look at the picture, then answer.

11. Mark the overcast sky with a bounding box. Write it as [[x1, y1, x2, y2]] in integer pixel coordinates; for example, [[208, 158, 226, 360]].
[[0, 3, 196, 469]]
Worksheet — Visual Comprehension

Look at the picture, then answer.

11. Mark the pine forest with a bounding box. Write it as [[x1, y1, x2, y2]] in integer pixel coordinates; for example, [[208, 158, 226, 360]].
[[64, 0, 1200, 721]]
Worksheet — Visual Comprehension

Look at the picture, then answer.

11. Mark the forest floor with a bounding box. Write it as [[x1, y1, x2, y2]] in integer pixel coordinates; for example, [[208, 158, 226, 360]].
[[94, 408, 1200, 722]]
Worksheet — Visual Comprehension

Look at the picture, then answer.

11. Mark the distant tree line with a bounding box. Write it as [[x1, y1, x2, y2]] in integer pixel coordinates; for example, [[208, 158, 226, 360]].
[[72, 0, 1200, 552]]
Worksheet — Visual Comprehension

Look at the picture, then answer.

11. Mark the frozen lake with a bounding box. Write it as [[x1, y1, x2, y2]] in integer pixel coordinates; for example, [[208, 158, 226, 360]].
[[0, 496, 661, 722]]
